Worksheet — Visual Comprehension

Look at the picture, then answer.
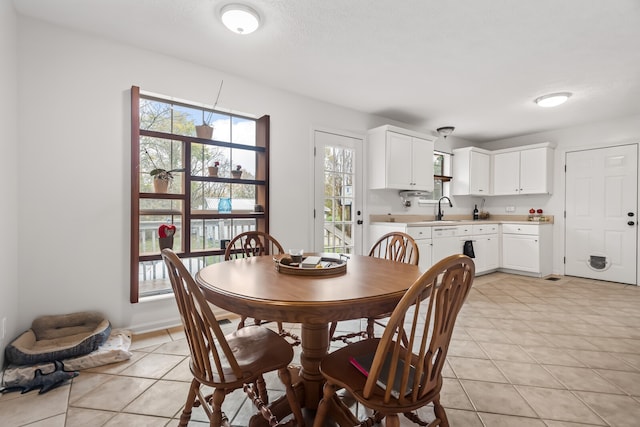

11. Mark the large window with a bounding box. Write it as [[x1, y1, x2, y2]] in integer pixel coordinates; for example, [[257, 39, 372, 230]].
[[130, 87, 270, 302]]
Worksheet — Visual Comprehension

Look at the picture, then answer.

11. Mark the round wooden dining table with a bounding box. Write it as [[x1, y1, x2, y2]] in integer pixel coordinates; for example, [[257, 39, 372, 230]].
[[195, 253, 422, 425]]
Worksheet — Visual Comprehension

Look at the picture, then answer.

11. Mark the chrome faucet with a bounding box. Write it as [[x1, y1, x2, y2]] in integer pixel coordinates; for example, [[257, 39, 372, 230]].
[[437, 196, 453, 220]]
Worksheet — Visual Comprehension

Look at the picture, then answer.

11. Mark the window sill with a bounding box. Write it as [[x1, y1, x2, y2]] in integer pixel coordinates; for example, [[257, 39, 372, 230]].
[[138, 292, 175, 304]]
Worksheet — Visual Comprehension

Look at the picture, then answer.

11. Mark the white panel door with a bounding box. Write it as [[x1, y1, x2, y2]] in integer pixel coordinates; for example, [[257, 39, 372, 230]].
[[565, 145, 638, 284]]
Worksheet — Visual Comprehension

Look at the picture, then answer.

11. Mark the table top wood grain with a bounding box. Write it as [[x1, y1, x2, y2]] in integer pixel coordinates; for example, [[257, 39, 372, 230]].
[[196, 254, 422, 324]]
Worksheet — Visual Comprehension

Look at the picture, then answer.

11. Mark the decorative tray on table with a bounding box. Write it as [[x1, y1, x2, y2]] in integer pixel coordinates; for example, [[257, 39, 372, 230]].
[[274, 254, 347, 277]]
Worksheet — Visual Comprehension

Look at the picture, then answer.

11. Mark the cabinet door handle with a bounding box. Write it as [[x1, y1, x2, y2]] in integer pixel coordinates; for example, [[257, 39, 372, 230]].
[[628, 221, 635, 226]]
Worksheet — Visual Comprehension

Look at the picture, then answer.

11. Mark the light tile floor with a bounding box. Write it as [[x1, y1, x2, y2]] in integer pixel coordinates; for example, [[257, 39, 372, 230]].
[[2, 272, 640, 426]]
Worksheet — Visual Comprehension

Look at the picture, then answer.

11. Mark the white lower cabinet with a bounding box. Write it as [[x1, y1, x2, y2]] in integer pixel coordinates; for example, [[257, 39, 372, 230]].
[[470, 224, 499, 274], [369, 221, 552, 278], [475, 235, 499, 272], [501, 223, 553, 277], [456, 224, 498, 275], [406, 226, 433, 272]]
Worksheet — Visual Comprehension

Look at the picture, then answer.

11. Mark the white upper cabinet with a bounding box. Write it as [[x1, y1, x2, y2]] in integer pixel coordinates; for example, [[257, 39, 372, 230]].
[[368, 125, 435, 191], [492, 144, 555, 196], [452, 147, 491, 196], [492, 151, 521, 195]]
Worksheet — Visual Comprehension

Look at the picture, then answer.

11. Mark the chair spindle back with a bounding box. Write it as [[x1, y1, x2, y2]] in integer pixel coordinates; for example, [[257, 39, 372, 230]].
[[162, 249, 243, 384], [363, 254, 474, 403]]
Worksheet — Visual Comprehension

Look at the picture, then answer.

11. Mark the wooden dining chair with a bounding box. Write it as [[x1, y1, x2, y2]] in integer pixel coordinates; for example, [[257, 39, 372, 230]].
[[224, 230, 285, 261], [161, 249, 304, 427], [314, 254, 475, 427], [329, 231, 419, 343], [224, 231, 300, 346]]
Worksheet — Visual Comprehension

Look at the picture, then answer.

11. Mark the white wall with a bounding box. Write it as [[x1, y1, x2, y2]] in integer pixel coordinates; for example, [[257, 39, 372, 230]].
[[15, 16, 400, 333], [0, 1, 19, 367]]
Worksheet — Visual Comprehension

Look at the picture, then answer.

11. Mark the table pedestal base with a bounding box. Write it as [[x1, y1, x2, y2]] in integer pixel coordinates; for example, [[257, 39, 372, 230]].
[[248, 322, 360, 426]]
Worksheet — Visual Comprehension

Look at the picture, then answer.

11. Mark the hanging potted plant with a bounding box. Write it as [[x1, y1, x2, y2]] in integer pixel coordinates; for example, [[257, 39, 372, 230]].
[[195, 114, 213, 139], [195, 80, 224, 139], [231, 164, 242, 179], [208, 161, 220, 177]]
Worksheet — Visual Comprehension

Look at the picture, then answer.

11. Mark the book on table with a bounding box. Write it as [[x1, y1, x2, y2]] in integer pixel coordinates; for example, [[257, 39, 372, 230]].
[[349, 352, 419, 399], [301, 256, 322, 268]]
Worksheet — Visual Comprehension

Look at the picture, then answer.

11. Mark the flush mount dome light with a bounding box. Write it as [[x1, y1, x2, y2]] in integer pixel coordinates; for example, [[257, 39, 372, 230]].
[[221, 4, 260, 35], [534, 92, 572, 108]]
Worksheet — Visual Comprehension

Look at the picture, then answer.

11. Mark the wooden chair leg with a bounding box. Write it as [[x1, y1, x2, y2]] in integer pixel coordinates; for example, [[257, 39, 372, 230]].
[[328, 321, 338, 341], [313, 381, 338, 427], [278, 367, 305, 426], [179, 378, 199, 426], [210, 388, 227, 427], [237, 315, 247, 330], [366, 318, 375, 338], [385, 414, 400, 427], [256, 375, 269, 405], [433, 395, 449, 427]]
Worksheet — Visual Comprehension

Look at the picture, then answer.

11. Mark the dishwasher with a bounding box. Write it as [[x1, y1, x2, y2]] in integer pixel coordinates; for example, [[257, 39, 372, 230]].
[[432, 226, 463, 264]]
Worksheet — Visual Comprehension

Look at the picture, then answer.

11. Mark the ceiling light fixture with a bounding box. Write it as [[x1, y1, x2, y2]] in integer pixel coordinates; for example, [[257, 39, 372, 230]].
[[220, 4, 260, 35], [437, 126, 455, 138], [534, 92, 572, 108]]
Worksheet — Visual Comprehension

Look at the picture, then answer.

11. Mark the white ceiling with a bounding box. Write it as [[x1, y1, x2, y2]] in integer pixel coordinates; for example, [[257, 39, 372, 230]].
[[12, 0, 640, 142]]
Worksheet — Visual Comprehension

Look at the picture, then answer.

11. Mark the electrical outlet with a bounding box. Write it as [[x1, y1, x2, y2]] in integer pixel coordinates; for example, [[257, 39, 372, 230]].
[[505, 206, 516, 213]]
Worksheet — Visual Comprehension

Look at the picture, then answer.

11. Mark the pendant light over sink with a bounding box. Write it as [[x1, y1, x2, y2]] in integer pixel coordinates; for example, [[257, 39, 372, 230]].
[[437, 126, 455, 138]]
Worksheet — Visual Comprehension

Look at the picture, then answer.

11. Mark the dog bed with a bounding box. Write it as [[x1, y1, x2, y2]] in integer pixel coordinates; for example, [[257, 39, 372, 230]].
[[5, 311, 111, 365], [2, 328, 132, 389]]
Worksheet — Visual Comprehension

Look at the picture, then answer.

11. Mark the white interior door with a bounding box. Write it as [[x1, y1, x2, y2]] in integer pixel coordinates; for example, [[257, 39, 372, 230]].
[[313, 130, 363, 254], [565, 145, 638, 284]]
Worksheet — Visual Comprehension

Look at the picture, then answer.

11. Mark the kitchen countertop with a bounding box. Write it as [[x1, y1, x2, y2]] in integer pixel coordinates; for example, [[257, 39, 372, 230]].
[[369, 214, 554, 226]]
